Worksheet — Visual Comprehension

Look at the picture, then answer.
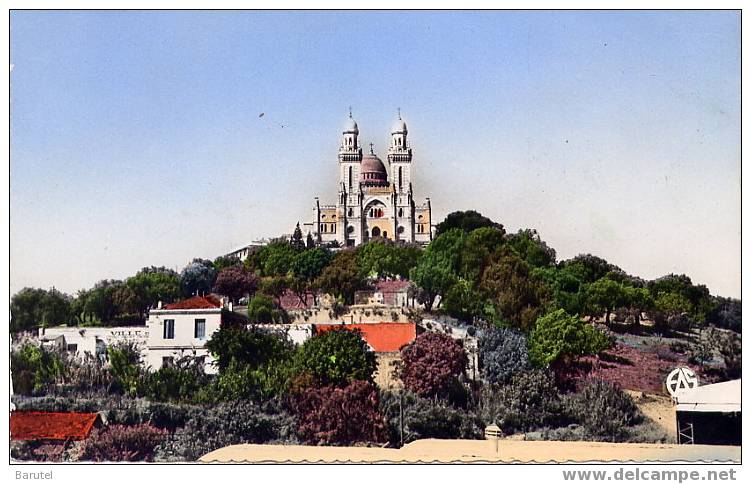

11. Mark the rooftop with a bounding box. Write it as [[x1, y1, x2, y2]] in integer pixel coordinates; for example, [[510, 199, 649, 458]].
[[163, 295, 222, 310], [11, 411, 100, 441], [314, 322, 416, 352]]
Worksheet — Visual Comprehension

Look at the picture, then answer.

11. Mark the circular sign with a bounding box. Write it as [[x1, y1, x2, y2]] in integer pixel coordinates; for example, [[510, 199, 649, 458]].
[[665, 367, 699, 397]]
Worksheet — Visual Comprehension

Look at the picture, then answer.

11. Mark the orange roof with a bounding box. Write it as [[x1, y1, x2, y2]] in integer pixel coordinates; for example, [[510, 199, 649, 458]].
[[11, 411, 100, 441], [315, 323, 416, 352], [163, 295, 222, 310]]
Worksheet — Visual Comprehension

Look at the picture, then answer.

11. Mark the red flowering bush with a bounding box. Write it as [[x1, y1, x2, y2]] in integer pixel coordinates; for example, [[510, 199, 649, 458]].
[[400, 332, 468, 397], [293, 380, 387, 445], [80, 423, 168, 462]]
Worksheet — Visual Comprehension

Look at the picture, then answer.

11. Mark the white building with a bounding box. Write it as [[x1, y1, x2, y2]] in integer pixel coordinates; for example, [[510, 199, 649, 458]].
[[145, 295, 230, 374], [38, 326, 149, 361], [304, 111, 434, 247]]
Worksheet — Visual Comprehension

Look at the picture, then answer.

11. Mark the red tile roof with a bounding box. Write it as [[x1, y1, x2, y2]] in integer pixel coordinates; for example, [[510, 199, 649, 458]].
[[163, 295, 222, 310], [315, 323, 416, 353], [375, 280, 411, 293], [11, 411, 100, 441]]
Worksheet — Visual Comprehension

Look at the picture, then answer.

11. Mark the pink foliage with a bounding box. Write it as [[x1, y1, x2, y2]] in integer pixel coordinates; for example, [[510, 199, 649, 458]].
[[80, 424, 168, 462], [294, 380, 387, 445], [400, 332, 468, 397]]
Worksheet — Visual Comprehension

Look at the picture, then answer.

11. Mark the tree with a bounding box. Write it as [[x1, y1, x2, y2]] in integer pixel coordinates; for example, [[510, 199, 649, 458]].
[[478, 246, 550, 330], [205, 325, 293, 372], [458, 227, 505, 283], [562, 254, 620, 285], [81, 424, 168, 462], [180, 258, 217, 298], [212, 266, 259, 303], [126, 267, 181, 320], [257, 241, 297, 277], [292, 328, 377, 387], [585, 278, 628, 324], [356, 239, 422, 279], [11, 287, 73, 332], [624, 286, 653, 327], [528, 309, 610, 367], [290, 222, 306, 251], [651, 292, 693, 332], [247, 294, 286, 324], [442, 278, 484, 323], [289, 247, 332, 305], [212, 254, 242, 271], [306, 232, 316, 249], [478, 327, 530, 384], [400, 332, 468, 397], [314, 250, 363, 305], [293, 380, 387, 445], [435, 210, 503, 237], [84, 280, 125, 323], [409, 260, 456, 312], [506, 229, 557, 268]]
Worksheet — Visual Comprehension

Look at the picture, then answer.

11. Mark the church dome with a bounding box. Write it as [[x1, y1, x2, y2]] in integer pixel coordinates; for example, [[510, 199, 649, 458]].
[[391, 118, 407, 134], [360, 153, 388, 185], [344, 117, 359, 134]]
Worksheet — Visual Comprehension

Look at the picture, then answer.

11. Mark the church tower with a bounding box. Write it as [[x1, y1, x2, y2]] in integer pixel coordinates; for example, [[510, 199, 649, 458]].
[[388, 110, 414, 242]]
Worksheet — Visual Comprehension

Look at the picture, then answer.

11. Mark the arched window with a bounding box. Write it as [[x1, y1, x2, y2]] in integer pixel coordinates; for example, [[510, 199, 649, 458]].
[[398, 167, 402, 190], [348, 166, 352, 189], [372, 227, 381, 238], [398, 208, 403, 217]]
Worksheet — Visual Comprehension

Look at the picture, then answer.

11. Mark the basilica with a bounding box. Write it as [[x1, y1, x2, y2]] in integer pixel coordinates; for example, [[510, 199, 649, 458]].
[[304, 112, 433, 247]]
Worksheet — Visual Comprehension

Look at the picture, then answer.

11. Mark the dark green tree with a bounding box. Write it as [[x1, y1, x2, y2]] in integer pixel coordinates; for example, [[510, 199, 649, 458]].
[[314, 250, 364, 305], [292, 328, 377, 387], [435, 210, 503, 237]]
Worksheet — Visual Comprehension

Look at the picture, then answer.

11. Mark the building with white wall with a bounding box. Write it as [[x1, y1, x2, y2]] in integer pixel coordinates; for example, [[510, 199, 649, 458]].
[[38, 326, 149, 361], [145, 295, 229, 374]]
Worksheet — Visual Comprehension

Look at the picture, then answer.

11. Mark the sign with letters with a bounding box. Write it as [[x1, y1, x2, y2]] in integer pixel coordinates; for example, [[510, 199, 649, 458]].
[[665, 367, 699, 397]]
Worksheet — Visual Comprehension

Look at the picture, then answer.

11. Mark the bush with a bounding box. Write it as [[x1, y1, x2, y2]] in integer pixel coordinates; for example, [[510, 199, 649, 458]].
[[564, 379, 642, 441], [293, 380, 387, 446], [291, 329, 377, 387], [477, 370, 564, 434], [380, 390, 482, 445], [11, 344, 67, 395], [137, 356, 209, 402], [247, 294, 287, 324], [13, 395, 204, 431], [107, 342, 143, 396], [478, 327, 530, 384], [528, 309, 610, 367], [155, 400, 295, 462], [80, 424, 168, 462], [400, 332, 468, 397]]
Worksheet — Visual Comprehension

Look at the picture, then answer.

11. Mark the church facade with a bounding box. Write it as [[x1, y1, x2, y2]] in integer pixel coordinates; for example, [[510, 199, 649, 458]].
[[304, 112, 433, 247]]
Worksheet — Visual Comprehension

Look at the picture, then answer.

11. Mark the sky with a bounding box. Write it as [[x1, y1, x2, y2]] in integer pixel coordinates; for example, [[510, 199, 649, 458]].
[[9, 10, 741, 298]]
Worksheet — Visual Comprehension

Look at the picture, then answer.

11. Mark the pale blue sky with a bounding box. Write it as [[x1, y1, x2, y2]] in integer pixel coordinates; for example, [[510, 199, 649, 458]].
[[10, 10, 741, 297]]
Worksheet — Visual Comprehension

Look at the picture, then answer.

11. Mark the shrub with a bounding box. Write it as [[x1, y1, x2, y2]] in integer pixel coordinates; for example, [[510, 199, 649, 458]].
[[564, 379, 642, 441], [247, 294, 287, 324], [477, 370, 564, 434], [107, 342, 143, 396], [528, 309, 610, 367], [478, 327, 530, 384], [137, 356, 209, 402], [155, 400, 295, 462], [291, 329, 377, 387], [80, 424, 168, 462], [293, 380, 387, 446], [400, 332, 468, 397], [380, 390, 482, 445], [11, 344, 67, 395]]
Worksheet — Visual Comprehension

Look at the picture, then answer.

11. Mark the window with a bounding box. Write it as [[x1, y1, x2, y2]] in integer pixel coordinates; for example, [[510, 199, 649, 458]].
[[67, 344, 78, 352], [399, 167, 403, 189], [398, 207, 403, 217], [349, 166, 353, 189], [195, 319, 206, 339], [162, 356, 174, 368], [163, 319, 175, 339]]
